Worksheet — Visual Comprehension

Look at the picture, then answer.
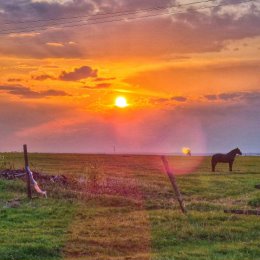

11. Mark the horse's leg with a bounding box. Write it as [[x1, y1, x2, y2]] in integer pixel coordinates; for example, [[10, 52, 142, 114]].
[[229, 161, 233, 172], [211, 159, 216, 172]]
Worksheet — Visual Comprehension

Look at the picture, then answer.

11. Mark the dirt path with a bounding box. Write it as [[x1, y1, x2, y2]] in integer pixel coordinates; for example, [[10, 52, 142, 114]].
[[63, 156, 152, 260]]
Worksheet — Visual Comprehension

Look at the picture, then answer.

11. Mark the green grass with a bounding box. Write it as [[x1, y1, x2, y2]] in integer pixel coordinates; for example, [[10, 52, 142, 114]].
[[0, 178, 76, 260], [0, 153, 259, 260]]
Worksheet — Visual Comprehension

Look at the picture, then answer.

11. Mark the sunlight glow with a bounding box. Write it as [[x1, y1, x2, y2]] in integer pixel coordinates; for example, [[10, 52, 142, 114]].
[[115, 96, 128, 108], [182, 147, 191, 156]]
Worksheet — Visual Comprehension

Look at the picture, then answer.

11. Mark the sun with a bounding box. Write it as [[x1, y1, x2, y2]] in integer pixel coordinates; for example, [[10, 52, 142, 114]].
[[115, 96, 128, 108]]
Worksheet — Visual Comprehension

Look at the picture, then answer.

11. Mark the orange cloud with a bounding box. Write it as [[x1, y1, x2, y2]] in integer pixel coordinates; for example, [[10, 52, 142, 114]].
[[46, 42, 64, 47]]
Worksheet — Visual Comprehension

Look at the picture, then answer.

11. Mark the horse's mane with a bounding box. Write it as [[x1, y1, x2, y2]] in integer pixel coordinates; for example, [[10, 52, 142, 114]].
[[227, 148, 239, 155]]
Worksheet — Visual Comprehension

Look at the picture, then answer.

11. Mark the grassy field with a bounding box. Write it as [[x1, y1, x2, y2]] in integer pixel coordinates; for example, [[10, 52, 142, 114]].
[[0, 153, 259, 260]]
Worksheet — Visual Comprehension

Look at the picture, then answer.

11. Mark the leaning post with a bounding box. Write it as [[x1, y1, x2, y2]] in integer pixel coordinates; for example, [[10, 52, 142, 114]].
[[23, 144, 32, 199], [161, 156, 187, 214]]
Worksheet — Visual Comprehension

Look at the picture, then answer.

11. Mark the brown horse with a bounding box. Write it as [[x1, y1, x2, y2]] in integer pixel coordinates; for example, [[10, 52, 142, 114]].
[[211, 148, 242, 172]]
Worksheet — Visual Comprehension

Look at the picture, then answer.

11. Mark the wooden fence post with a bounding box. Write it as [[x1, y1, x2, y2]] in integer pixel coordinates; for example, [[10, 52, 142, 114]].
[[161, 156, 187, 214], [23, 144, 32, 199]]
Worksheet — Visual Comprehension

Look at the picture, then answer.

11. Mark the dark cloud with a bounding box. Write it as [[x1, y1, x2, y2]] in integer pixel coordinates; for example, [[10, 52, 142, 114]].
[[150, 96, 187, 104], [83, 83, 111, 89], [204, 94, 218, 100], [59, 66, 98, 81], [218, 92, 242, 100], [94, 77, 116, 82], [204, 91, 260, 102], [0, 0, 95, 22], [116, 0, 174, 10], [7, 78, 22, 82], [158, 98, 168, 102], [171, 96, 187, 102], [149, 97, 167, 103], [41, 89, 70, 97], [32, 74, 55, 81], [242, 91, 260, 103], [0, 85, 69, 98]]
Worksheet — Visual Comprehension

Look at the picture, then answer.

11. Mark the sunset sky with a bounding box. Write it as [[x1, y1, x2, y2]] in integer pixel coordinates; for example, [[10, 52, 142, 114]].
[[0, 0, 260, 154]]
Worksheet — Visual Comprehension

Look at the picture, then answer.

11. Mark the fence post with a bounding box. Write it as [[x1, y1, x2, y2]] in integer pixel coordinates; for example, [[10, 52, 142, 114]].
[[23, 144, 32, 199], [161, 156, 187, 214]]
